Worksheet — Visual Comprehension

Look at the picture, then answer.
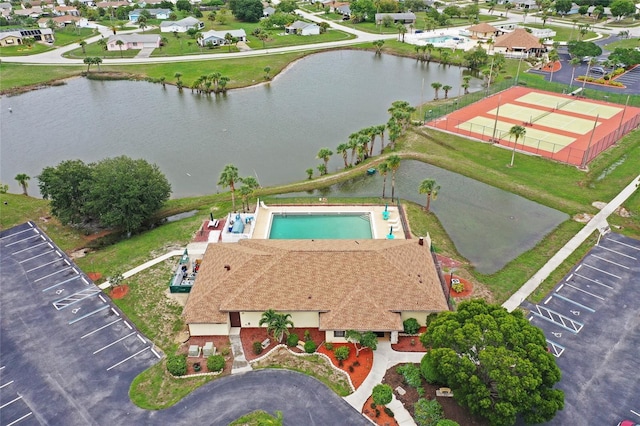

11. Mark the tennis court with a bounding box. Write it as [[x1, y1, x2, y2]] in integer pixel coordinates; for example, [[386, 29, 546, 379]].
[[426, 86, 640, 166]]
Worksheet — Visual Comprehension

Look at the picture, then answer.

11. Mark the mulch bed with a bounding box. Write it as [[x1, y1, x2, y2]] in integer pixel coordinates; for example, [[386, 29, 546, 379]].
[[391, 327, 427, 352], [109, 284, 129, 299], [87, 272, 102, 281], [362, 395, 399, 426], [382, 363, 488, 425], [240, 327, 325, 362], [178, 335, 233, 376], [541, 61, 562, 73], [450, 275, 474, 299], [317, 343, 373, 389]]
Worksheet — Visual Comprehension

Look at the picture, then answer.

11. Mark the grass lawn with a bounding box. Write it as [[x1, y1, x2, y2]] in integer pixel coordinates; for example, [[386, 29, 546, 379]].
[[524, 23, 596, 42], [51, 27, 98, 46], [229, 410, 283, 425], [604, 38, 640, 50], [0, 42, 52, 56]]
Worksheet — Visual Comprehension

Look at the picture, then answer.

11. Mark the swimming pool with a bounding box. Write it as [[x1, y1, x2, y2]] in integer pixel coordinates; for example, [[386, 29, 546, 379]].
[[269, 213, 373, 239], [421, 35, 465, 43]]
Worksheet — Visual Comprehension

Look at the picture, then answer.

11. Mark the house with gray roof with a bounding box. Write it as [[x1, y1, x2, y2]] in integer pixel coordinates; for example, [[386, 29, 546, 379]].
[[285, 20, 320, 35], [375, 12, 416, 24], [198, 29, 247, 47], [160, 16, 204, 33]]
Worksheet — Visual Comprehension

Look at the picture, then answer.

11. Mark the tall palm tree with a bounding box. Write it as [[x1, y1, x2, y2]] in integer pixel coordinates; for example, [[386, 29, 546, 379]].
[[462, 75, 471, 94], [84, 56, 94, 72], [269, 313, 294, 343], [316, 148, 333, 175], [377, 124, 387, 153], [218, 164, 241, 211], [442, 85, 452, 99], [419, 179, 440, 212], [431, 82, 442, 100], [336, 143, 349, 168], [347, 133, 360, 166], [174, 72, 182, 84], [239, 176, 259, 211], [387, 155, 401, 202], [79, 40, 87, 55], [396, 23, 407, 42], [569, 57, 581, 88], [115, 39, 124, 58], [508, 125, 526, 167], [378, 161, 390, 199], [548, 49, 560, 82], [14, 173, 30, 196]]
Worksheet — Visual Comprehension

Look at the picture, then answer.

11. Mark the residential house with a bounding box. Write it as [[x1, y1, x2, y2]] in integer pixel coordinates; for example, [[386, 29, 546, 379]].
[[0, 28, 54, 46], [335, 4, 350, 18], [183, 238, 448, 344], [374, 12, 416, 25], [467, 22, 500, 39], [285, 20, 320, 35], [524, 26, 556, 40], [53, 6, 79, 16], [38, 15, 89, 28], [262, 6, 275, 17], [128, 8, 171, 22], [95, 1, 129, 7], [514, 0, 539, 9], [160, 16, 204, 33], [0, 2, 12, 17], [493, 28, 546, 57], [198, 29, 246, 46], [107, 33, 160, 50], [13, 6, 44, 18], [587, 5, 611, 17]]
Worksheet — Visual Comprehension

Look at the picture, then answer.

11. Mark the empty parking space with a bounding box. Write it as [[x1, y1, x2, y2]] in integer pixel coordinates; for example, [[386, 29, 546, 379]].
[[522, 232, 640, 425]]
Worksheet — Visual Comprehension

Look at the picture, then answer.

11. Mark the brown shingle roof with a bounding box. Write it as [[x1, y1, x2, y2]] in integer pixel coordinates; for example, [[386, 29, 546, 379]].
[[494, 28, 544, 50], [467, 23, 498, 33], [184, 239, 447, 331]]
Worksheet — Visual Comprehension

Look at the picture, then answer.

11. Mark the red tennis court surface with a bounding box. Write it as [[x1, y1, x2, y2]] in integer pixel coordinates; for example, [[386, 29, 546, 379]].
[[426, 86, 640, 166]]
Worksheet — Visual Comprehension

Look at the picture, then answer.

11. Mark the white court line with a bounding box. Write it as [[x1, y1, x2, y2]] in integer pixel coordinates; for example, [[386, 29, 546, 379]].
[[6, 412, 33, 426], [609, 238, 640, 251], [11, 241, 48, 255], [574, 273, 614, 289], [591, 254, 629, 269], [25, 258, 63, 273], [0, 395, 22, 409], [566, 283, 605, 300], [18, 250, 54, 264], [107, 347, 150, 371], [33, 267, 74, 282], [582, 264, 621, 279], [93, 332, 137, 354], [0, 380, 14, 389], [598, 245, 637, 260], [4, 234, 39, 246], [81, 318, 122, 339]]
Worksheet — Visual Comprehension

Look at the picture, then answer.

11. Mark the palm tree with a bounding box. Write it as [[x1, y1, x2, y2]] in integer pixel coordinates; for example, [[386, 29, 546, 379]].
[[373, 39, 385, 55], [431, 82, 442, 100], [442, 85, 452, 99], [508, 125, 526, 167], [79, 40, 87, 55], [265, 312, 294, 343], [316, 148, 333, 175], [93, 57, 102, 71], [378, 161, 390, 199], [263, 66, 271, 80], [419, 179, 440, 212], [347, 133, 360, 166], [462, 75, 471, 94], [504, 2, 513, 16], [239, 176, 259, 211], [115, 39, 124, 58], [336, 143, 350, 168], [440, 50, 451, 66], [387, 155, 401, 202], [14, 173, 30, 196], [84, 56, 94, 72], [548, 50, 560, 82], [218, 164, 241, 211], [425, 43, 434, 63], [396, 23, 407, 42], [224, 32, 233, 52], [377, 124, 387, 153], [569, 57, 581, 88]]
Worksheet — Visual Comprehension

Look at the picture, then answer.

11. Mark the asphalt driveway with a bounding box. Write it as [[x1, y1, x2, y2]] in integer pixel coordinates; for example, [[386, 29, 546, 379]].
[[0, 222, 368, 426]]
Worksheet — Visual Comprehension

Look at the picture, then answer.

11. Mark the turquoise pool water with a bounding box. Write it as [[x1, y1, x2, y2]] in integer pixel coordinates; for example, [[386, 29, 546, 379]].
[[269, 213, 372, 239]]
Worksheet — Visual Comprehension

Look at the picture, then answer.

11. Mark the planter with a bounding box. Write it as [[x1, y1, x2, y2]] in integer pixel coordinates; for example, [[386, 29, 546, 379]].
[[193, 363, 201, 372]]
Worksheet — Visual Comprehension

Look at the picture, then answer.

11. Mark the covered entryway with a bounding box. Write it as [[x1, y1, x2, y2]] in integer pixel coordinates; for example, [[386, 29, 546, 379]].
[[229, 312, 241, 327]]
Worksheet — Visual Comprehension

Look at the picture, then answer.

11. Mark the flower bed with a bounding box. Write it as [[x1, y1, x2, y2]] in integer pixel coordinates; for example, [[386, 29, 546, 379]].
[[317, 343, 373, 389], [362, 395, 399, 426]]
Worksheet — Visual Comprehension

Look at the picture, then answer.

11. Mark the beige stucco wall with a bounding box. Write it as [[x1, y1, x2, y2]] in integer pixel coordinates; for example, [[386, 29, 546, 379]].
[[188, 323, 229, 336], [400, 311, 432, 326], [325, 331, 349, 343], [239, 311, 320, 328]]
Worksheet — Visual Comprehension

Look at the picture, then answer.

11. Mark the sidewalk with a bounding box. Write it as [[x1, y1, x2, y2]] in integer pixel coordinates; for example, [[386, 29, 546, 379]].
[[502, 173, 640, 312]]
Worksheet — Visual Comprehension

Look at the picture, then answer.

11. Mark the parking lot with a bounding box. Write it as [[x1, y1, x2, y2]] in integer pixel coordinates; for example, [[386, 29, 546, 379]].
[[522, 232, 640, 425]]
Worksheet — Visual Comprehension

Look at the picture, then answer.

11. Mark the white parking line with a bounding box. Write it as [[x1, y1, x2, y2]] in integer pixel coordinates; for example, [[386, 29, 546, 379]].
[[544, 296, 552, 304], [582, 263, 621, 279], [11, 241, 48, 255], [631, 409, 640, 418], [33, 266, 74, 282], [0, 365, 5, 370], [0, 228, 33, 239], [5, 234, 39, 246], [111, 308, 120, 317], [590, 254, 629, 269], [17, 250, 54, 264], [25, 258, 63, 273], [598, 245, 637, 260], [574, 273, 614, 289], [575, 264, 582, 271], [610, 238, 640, 251], [106, 347, 150, 371], [93, 332, 137, 354], [0, 380, 14, 389], [68, 305, 110, 325], [553, 293, 596, 313], [6, 412, 33, 426], [565, 274, 573, 282], [137, 334, 145, 343], [0, 395, 22, 409], [566, 283, 605, 300], [124, 321, 132, 330], [42, 275, 81, 292], [151, 348, 161, 358], [99, 295, 106, 303], [81, 318, 122, 339]]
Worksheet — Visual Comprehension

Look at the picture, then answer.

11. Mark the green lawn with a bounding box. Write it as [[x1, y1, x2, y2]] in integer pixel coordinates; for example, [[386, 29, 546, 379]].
[[604, 38, 640, 50], [0, 42, 53, 56], [524, 23, 596, 42], [51, 27, 98, 46]]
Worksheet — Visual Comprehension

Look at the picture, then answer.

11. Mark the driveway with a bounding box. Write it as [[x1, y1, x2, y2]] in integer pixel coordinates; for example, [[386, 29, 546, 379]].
[[0, 222, 368, 426]]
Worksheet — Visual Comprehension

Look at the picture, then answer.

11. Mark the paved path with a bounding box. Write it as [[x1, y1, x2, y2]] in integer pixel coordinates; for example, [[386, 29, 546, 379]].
[[502, 173, 640, 312]]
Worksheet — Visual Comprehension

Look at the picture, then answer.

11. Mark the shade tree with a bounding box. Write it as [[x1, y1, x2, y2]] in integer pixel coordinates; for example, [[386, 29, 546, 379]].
[[345, 330, 378, 357]]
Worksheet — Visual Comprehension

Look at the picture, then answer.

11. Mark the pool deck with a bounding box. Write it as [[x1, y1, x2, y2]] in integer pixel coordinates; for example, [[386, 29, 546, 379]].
[[251, 204, 406, 240]]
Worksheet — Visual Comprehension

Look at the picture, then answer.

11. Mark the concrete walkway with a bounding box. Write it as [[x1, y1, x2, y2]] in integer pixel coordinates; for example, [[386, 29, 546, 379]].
[[502, 173, 640, 312], [345, 342, 425, 426], [229, 328, 252, 374]]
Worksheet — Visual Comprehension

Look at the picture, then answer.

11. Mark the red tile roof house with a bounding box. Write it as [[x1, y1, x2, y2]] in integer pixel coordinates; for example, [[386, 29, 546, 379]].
[[183, 237, 448, 344]]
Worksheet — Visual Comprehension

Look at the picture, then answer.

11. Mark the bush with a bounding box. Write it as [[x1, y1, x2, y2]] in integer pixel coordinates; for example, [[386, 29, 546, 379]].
[[452, 282, 464, 293], [304, 329, 311, 341], [435, 420, 460, 426], [207, 354, 225, 372], [420, 352, 441, 384], [166, 354, 187, 376], [384, 407, 395, 417], [403, 317, 420, 334], [372, 384, 393, 406], [371, 402, 377, 409], [375, 408, 381, 417], [253, 341, 263, 355], [220, 346, 231, 356], [304, 340, 317, 353], [414, 398, 443, 426], [397, 363, 422, 388], [325, 342, 334, 351], [287, 333, 299, 347], [335, 346, 350, 361]]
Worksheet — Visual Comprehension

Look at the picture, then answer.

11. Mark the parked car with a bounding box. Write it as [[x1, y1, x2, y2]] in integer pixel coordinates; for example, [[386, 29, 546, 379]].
[[590, 66, 606, 74], [582, 56, 592, 63], [617, 421, 640, 426]]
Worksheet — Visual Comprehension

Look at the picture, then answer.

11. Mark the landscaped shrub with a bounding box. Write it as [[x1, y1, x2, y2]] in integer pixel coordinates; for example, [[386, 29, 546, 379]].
[[371, 402, 377, 409], [287, 333, 299, 347], [353, 360, 360, 367], [425, 312, 438, 328], [335, 346, 350, 363], [304, 329, 311, 341], [384, 407, 395, 417], [452, 282, 464, 293], [414, 398, 443, 426], [304, 340, 317, 353], [403, 317, 420, 335], [372, 384, 393, 406], [417, 386, 425, 397], [220, 346, 231, 356], [207, 354, 225, 372], [397, 363, 422, 388], [166, 354, 187, 376], [253, 341, 263, 355], [375, 408, 381, 417], [420, 352, 441, 384], [325, 342, 334, 351], [435, 420, 459, 426]]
